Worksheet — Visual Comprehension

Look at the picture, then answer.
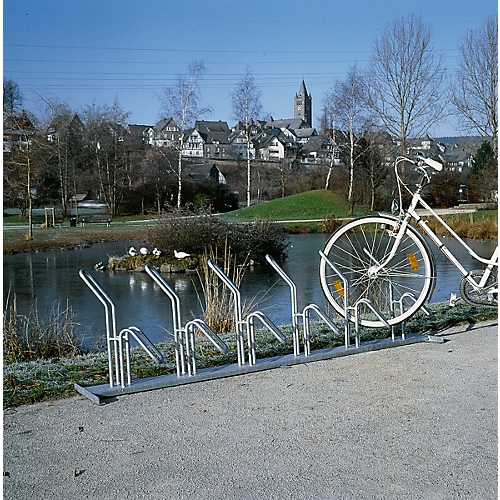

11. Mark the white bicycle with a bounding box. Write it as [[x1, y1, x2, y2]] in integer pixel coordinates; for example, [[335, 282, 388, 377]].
[[320, 155, 498, 328]]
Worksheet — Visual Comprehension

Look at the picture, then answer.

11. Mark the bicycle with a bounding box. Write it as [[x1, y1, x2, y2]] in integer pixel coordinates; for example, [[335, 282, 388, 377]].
[[319, 155, 498, 328]]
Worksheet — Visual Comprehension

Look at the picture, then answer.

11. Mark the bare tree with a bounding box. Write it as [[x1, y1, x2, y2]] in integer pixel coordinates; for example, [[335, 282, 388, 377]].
[[82, 99, 131, 217], [367, 15, 446, 156], [451, 15, 498, 154], [3, 110, 43, 239], [356, 133, 389, 211], [159, 61, 211, 208], [318, 105, 337, 191], [230, 68, 263, 206], [325, 66, 369, 204], [3, 79, 23, 123]]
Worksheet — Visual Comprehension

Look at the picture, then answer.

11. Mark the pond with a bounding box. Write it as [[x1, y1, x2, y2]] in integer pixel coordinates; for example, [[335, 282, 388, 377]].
[[3, 233, 497, 347]]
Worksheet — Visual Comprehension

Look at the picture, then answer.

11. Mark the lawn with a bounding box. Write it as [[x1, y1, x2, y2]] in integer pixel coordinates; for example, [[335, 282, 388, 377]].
[[221, 190, 368, 222]]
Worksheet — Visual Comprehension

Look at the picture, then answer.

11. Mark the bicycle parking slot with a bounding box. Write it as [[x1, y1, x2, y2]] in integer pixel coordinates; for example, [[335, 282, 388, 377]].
[[78, 270, 163, 390]]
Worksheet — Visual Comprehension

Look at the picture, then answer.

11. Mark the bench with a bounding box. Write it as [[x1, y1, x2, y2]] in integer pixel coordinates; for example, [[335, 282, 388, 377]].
[[32, 214, 65, 227], [79, 215, 112, 227]]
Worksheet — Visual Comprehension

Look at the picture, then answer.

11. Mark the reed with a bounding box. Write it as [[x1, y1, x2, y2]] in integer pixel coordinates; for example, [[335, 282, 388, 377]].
[[3, 294, 84, 364], [196, 242, 250, 333], [421, 213, 498, 240]]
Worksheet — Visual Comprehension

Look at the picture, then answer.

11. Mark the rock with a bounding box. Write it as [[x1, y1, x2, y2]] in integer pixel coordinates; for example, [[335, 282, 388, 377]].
[[159, 264, 171, 273], [170, 264, 185, 273]]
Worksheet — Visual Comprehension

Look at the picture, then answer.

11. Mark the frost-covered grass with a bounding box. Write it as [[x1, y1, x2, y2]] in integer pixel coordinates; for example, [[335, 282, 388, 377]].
[[3, 301, 496, 408]]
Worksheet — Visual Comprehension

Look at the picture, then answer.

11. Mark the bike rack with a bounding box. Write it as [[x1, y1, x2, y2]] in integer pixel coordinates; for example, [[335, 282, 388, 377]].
[[265, 254, 342, 356], [78, 269, 163, 389], [207, 259, 287, 366], [75, 258, 437, 405], [144, 264, 228, 377]]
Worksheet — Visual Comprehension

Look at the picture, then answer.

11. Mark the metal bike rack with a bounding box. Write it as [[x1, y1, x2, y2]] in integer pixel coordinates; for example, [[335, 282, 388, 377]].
[[76, 259, 437, 405], [144, 264, 228, 377], [78, 269, 163, 389], [265, 254, 341, 356], [207, 259, 287, 366]]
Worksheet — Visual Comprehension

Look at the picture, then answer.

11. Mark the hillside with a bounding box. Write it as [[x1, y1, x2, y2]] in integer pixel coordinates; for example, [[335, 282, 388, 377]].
[[221, 190, 366, 221]]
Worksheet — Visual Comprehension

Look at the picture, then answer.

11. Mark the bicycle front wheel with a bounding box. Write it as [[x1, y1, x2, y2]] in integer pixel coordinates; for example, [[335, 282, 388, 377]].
[[319, 216, 435, 327]]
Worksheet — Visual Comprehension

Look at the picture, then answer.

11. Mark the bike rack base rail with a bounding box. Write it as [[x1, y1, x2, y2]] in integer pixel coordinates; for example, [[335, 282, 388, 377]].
[[75, 332, 431, 405]]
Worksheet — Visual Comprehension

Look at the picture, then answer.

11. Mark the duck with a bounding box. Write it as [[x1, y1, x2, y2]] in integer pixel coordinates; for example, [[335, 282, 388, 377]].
[[174, 250, 190, 260], [152, 248, 162, 258], [93, 261, 106, 271], [140, 247, 150, 255], [128, 247, 138, 257]]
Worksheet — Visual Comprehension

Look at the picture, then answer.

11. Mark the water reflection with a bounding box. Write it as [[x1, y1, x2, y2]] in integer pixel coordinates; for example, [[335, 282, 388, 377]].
[[3, 233, 496, 347]]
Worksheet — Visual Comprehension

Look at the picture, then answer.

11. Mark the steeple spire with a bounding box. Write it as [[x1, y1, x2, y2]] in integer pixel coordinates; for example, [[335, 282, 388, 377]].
[[294, 80, 312, 127]]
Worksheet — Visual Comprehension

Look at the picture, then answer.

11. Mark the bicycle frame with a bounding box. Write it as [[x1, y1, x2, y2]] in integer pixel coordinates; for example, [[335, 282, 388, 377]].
[[376, 157, 498, 293]]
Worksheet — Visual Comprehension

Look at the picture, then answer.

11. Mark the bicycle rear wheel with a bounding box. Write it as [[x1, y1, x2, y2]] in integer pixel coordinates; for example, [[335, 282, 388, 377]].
[[319, 216, 435, 327]]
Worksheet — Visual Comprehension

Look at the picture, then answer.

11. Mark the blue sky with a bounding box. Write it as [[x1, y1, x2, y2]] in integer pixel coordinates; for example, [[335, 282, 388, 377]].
[[3, 0, 496, 136]]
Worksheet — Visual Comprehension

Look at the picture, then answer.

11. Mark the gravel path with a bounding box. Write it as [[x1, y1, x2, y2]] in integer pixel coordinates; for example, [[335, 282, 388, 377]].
[[3, 320, 498, 499]]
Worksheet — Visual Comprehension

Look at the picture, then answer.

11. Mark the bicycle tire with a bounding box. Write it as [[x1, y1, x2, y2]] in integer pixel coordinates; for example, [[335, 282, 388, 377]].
[[319, 216, 436, 327], [460, 269, 498, 307]]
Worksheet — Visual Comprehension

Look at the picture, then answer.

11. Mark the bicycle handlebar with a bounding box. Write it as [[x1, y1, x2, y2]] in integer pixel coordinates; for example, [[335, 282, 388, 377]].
[[397, 155, 443, 171], [419, 156, 443, 171]]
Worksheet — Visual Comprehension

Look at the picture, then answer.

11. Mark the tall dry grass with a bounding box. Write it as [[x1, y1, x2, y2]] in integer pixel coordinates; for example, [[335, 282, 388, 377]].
[[422, 213, 498, 240], [196, 243, 250, 333], [3, 294, 84, 364]]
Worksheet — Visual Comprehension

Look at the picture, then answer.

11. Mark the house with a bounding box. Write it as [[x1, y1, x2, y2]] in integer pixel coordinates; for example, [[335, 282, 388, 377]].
[[183, 162, 227, 184], [46, 114, 85, 142], [152, 117, 182, 148], [183, 121, 231, 159], [228, 119, 264, 159], [254, 129, 299, 161], [263, 116, 317, 158], [300, 135, 340, 165], [128, 124, 152, 146], [183, 128, 205, 157], [3, 112, 36, 152]]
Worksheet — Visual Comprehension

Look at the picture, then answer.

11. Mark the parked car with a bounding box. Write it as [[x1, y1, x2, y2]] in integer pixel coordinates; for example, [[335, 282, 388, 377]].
[[77, 200, 107, 209]]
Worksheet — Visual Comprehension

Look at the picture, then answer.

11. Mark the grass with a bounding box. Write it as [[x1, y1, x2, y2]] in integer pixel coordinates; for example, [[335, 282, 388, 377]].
[[3, 297, 84, 364], [421, 211, 498, 240], [221, 190, 368, 222], [3, 224, 150, 255], [3, 301, 497, 408]]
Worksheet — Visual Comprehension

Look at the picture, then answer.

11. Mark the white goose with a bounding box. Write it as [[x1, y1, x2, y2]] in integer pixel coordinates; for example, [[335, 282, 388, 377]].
[[140, 247, 150, 255], [128, 247, 138, 257], [174, 250, 190, 260], [152, 248, 162, 258]]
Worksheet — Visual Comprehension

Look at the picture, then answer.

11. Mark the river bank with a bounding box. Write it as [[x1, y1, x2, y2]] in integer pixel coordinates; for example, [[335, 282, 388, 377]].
[[3, 301, 497, 409], [3, 208, 498, 256]]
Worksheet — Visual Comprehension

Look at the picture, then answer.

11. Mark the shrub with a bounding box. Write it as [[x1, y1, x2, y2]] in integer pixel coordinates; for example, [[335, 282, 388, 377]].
[[322, 214, 341, 234], [145, 216, 289, 264]]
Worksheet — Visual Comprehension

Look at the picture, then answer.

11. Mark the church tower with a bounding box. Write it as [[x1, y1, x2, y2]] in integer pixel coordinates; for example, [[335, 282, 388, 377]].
[[294, 80, 312, 127]]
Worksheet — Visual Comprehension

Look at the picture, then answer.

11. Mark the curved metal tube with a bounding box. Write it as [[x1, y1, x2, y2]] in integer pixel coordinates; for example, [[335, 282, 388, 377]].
[[246, 311, 287, 365], [302, 303, 342, 356], [207, 259, 245, 366], [145, 264, 185, 376], [79, 269, 119, 386], [265, 254, 301, 356]]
